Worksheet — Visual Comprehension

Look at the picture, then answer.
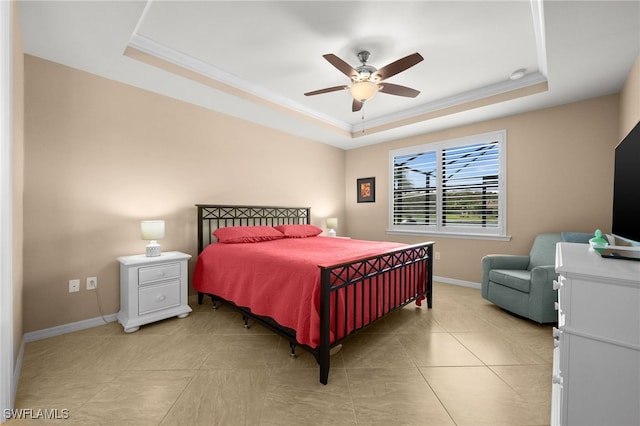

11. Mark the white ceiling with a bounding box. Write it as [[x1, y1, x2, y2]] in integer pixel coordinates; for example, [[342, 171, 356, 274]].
[[18, 1, 640, 149]]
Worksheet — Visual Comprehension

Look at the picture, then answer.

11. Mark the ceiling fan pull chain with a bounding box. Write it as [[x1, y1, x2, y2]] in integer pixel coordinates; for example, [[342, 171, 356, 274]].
[[361, 105, 366, 133]]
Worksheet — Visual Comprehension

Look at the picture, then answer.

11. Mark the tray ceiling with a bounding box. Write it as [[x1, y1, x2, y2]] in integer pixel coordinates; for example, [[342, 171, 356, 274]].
[[18, 1, 640, 149]]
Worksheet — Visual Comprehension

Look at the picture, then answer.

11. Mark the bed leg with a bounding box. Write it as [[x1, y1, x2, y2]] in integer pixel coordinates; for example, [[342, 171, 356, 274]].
[[319, 356, 329, 385], [242, 315, 250, 329], [209, 295, 219, 309], [289, 341, 297, 358], [426, 277, 433, 309], [198, 292, 204, 305]]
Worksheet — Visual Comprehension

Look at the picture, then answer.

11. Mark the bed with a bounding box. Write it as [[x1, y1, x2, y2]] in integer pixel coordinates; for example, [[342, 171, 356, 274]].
[[193, 204, 434, 384]]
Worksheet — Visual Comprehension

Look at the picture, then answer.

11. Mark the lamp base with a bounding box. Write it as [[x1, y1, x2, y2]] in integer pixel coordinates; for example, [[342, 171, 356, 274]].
[[327, 229, 336, 237], [146, 241, 161, 257]]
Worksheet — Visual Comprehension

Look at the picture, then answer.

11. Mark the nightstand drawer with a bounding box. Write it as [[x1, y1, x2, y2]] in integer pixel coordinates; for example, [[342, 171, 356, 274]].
[[138, 262, 180, 286], [139, 280, 180, 315]]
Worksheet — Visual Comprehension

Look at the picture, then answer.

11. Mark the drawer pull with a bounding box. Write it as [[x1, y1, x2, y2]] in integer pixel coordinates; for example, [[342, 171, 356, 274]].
[[553, 280, 560, 290], [552, 327, 563, 338], [157, 294, 166, 302], [552, 375, 563, 385]]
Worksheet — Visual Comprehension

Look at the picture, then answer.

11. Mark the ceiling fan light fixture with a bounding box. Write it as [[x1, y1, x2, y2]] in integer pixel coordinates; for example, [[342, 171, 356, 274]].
[[349, 80, 379, 102], [306, 51, 423, 108]]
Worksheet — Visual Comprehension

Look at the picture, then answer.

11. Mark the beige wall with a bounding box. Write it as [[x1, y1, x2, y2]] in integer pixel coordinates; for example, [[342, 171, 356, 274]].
[[12, 0, 24, 365], [345, 95, 620, 283], [21, 52, 640, 333], [23, 55, 345, 332], [620, 55, 640, 137]]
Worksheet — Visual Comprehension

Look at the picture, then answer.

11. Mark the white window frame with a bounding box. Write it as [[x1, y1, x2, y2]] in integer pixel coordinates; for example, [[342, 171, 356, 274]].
[[388, 130, 507, 239]]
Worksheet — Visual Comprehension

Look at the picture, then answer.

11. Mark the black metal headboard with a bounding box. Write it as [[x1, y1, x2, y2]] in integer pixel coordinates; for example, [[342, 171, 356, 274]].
[[196, 204, 311, 253]]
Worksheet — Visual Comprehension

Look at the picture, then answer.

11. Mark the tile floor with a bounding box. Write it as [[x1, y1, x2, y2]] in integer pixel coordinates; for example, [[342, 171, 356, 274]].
[[9, 282, 554, 425]]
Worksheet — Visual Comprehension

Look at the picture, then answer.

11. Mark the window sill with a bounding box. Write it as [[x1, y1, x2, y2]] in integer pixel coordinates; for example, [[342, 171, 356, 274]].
[[386, 229, 511, 241]]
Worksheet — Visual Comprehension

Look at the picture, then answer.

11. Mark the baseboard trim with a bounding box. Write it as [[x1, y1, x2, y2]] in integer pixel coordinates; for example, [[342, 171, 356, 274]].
[[23, 314, 118, 344], [11, 314, 117, 409], [434, 275, 481, 289]]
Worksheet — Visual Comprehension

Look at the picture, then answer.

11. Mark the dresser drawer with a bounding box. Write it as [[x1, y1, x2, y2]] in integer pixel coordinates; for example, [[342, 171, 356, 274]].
[[138, 262, 180, 286], [138, 280, 181, 315], [563, 333, 640, 426], [563, 276, 640, 346]]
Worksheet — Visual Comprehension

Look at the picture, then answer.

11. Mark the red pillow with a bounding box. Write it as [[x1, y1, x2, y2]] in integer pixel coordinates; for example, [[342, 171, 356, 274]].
[[213, 226, 284, 243], [274, 224, 323, 238]]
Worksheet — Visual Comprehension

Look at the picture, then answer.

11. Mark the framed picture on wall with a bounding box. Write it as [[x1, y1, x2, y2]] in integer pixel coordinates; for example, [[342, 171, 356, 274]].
[[357, 177, 375, 203]]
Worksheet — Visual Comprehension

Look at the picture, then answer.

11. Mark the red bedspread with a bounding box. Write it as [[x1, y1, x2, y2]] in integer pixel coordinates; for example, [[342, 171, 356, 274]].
[[193, 236, 410, 348]]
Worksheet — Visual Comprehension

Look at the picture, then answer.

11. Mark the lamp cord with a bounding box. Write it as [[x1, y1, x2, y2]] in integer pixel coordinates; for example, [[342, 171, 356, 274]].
[[94, 281, 110, 324]]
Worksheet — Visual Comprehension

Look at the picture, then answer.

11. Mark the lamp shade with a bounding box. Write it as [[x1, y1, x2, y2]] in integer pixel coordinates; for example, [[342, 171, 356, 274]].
[[349, 80, 379, 102], [141, 220, 165, 241], [326, 217, 338, 230]]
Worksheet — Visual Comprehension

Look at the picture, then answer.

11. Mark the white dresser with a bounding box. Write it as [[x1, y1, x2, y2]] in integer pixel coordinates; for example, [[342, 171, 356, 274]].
[[552, 242, 640, 425], [117, 251, 192, 333]]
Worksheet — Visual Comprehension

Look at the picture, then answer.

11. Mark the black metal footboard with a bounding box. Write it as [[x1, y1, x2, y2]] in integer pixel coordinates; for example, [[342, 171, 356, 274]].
[[317, 241, 434, 384]]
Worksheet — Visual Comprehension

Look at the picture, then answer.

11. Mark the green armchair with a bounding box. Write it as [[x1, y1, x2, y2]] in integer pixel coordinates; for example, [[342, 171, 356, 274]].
[[481, 233, 563, 323]]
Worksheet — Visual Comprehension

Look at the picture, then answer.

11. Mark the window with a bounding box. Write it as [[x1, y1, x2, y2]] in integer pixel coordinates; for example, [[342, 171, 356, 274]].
[[389, 130, 506, 237]]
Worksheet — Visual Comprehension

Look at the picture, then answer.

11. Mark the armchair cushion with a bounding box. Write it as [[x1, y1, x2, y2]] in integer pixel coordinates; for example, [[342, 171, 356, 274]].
[[489, 269, 531, 293]]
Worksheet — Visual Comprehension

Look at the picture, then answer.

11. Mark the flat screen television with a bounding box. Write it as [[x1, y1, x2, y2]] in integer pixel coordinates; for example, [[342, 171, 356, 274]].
[[612, 120, 640, 246]]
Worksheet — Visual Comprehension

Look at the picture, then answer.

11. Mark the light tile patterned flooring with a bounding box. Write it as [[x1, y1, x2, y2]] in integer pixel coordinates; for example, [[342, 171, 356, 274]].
[[9, 282, 554, 425]]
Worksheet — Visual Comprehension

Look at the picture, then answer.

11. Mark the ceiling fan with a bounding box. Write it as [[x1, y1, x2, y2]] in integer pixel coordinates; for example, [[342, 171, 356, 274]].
[[304, 50, 424, 112]]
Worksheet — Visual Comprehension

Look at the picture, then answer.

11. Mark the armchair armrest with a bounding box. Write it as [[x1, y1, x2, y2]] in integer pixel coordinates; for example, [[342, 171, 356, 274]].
[[530, 265, 557, 283], [529, 265, 560, 322], [481, 255, 530, 298], [482, 254, 530, 271]]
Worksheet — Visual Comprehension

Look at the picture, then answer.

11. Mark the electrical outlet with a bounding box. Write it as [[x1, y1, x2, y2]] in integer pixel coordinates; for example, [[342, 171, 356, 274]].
[[86, 276, 97, 290], [69, 279, 80, 293], [435, 252, 441, 260]]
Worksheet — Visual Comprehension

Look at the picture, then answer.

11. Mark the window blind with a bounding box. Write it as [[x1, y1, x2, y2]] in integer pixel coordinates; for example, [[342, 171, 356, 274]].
[[390, 130, 505, 237]]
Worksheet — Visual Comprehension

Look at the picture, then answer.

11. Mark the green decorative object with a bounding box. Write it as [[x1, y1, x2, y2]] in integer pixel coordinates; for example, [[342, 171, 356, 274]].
[[589, 229, 609, 253]]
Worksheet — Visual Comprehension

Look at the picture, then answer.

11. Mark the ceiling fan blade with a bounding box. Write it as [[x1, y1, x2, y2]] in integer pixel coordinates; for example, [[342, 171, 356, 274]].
[[304, 85, 348, 96], [323, 54, 358, 79], [374, 52, 424, 81], [379, 83, 421, 98], [352, 99, 363, 112]]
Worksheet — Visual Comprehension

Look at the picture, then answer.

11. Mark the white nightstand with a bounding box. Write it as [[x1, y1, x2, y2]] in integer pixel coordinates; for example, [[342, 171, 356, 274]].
[[117, 251, 192, 333]]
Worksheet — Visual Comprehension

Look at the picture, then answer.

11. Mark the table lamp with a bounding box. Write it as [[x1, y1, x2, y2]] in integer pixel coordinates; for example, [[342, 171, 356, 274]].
[[141, 220, 165, 257], [326, 217, 338, 237]]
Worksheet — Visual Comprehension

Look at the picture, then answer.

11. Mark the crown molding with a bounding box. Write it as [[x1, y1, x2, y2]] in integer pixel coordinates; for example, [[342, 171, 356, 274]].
[[126, 33, 352, 134]]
